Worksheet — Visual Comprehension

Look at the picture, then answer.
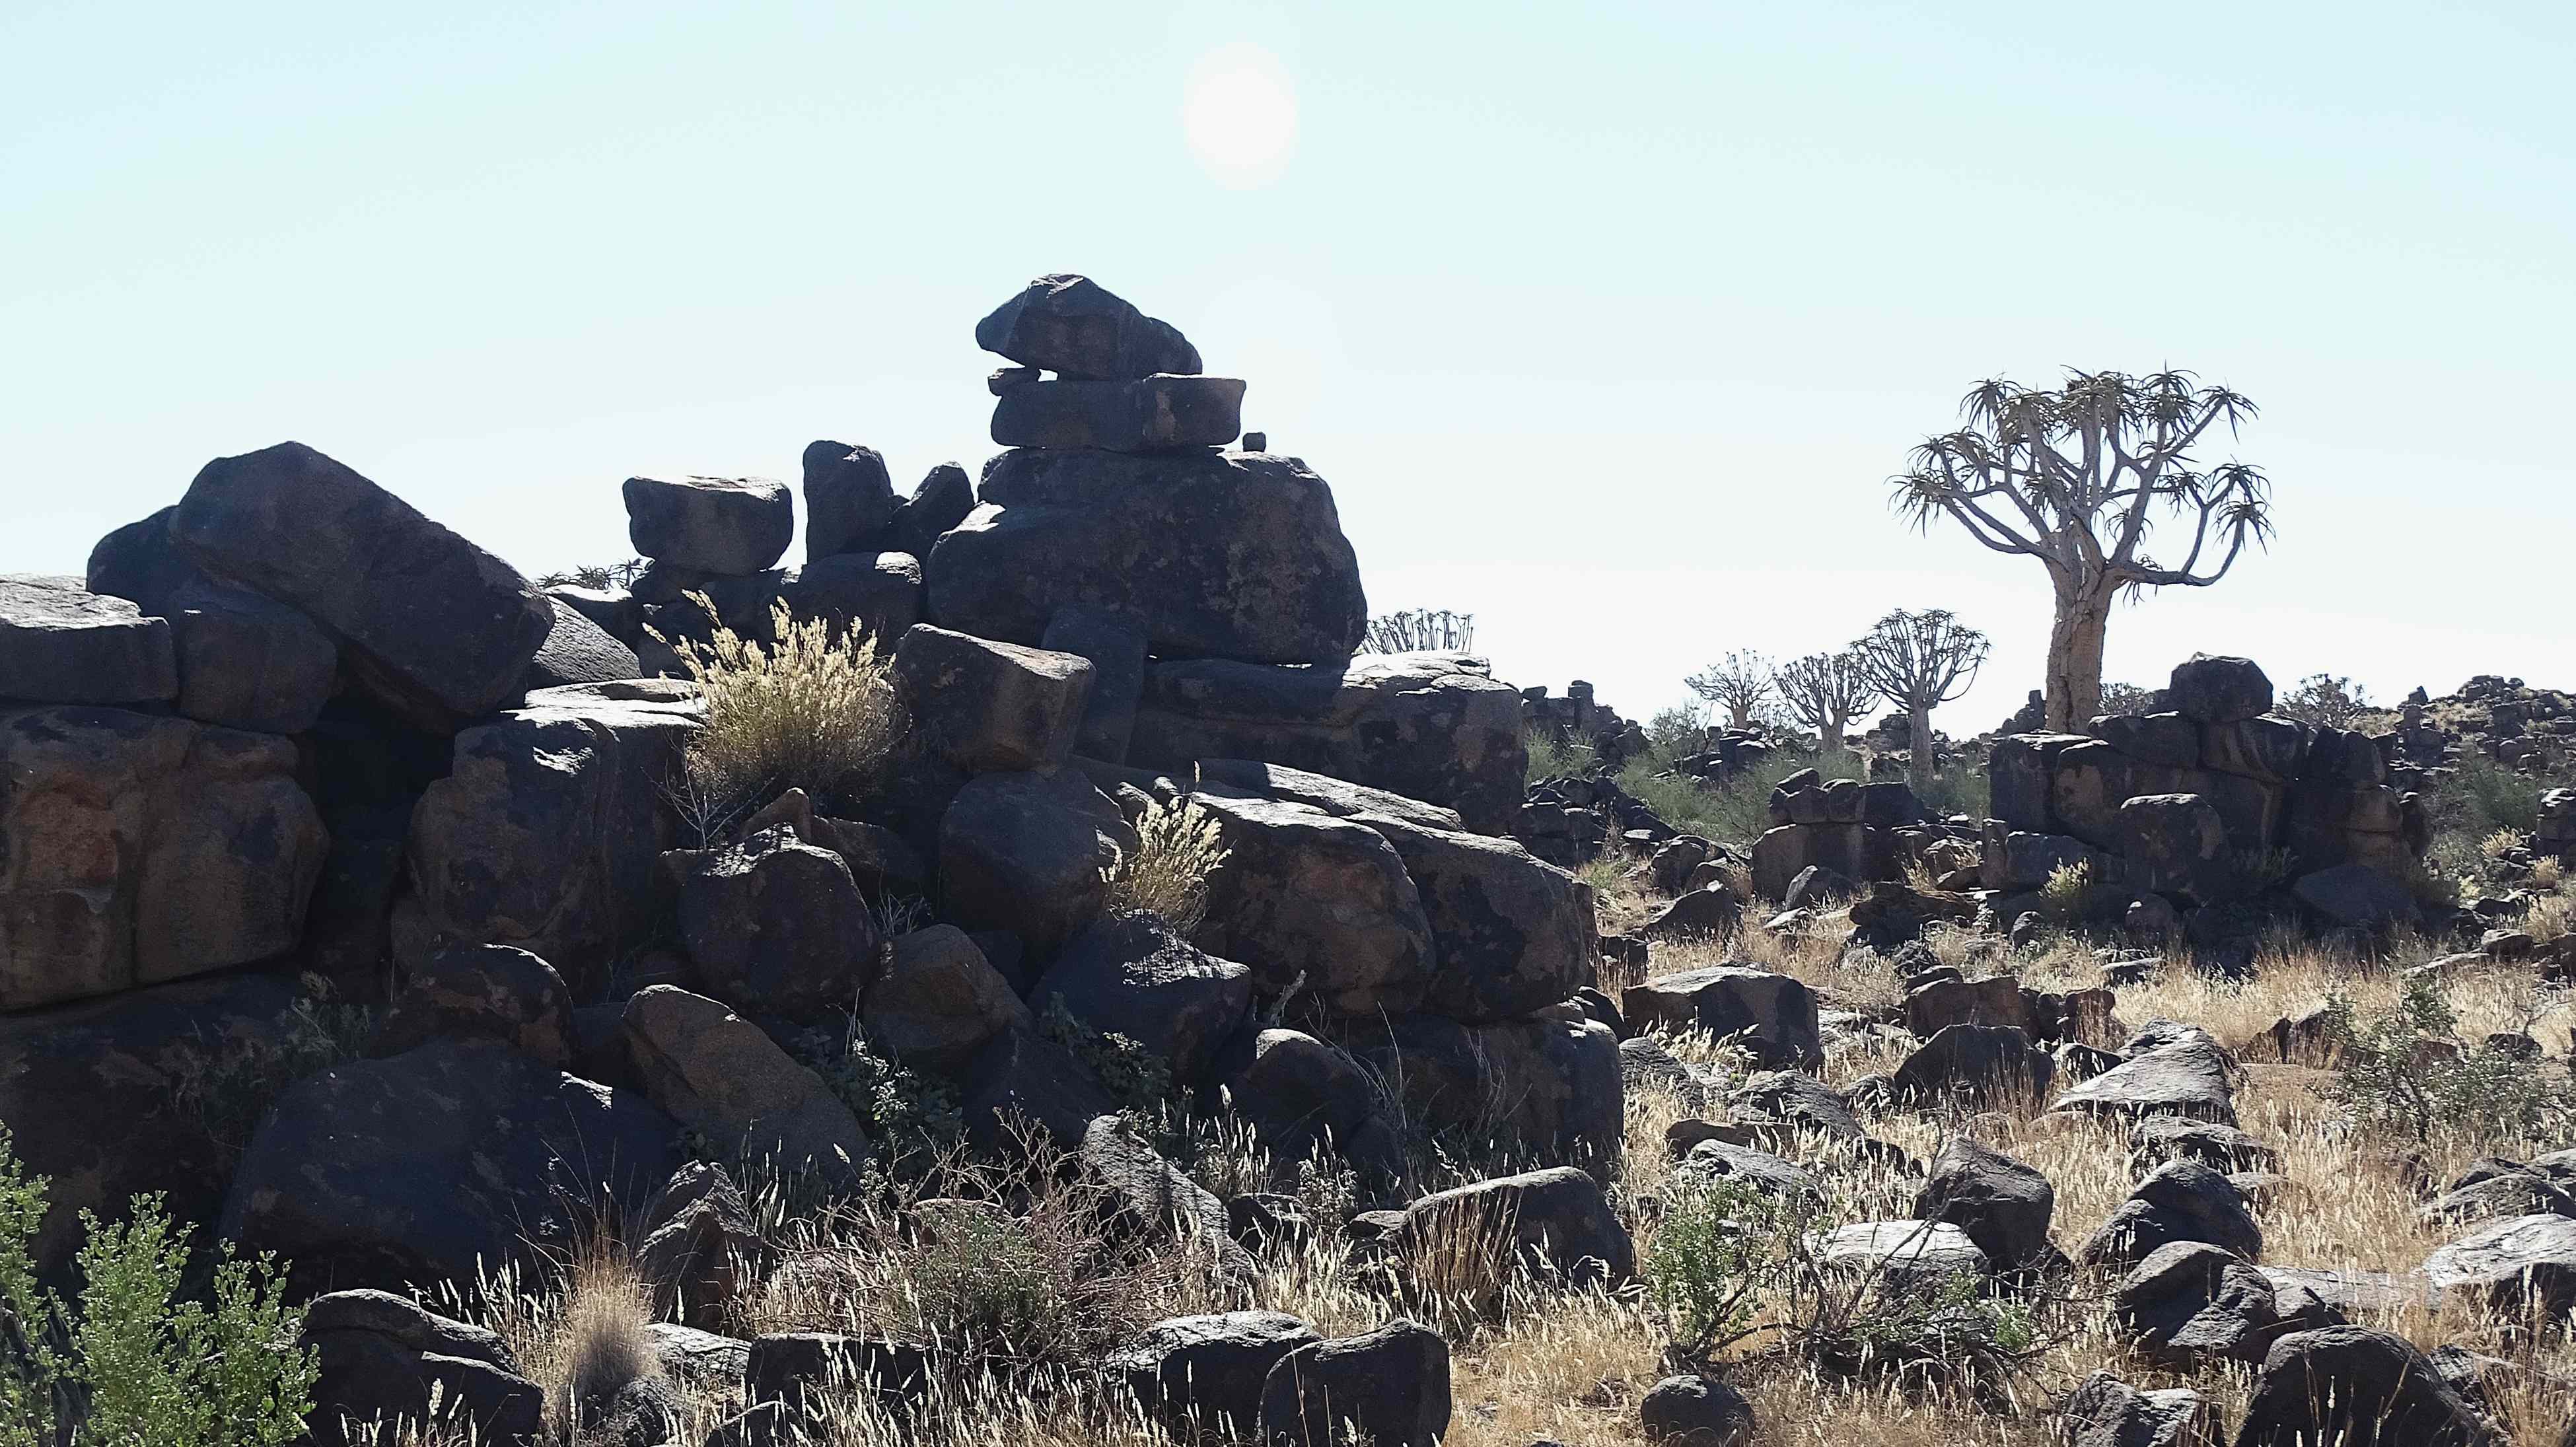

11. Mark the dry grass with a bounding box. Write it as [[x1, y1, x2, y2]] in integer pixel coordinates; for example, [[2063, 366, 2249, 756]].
[[1100, 795, 1231, 937], [658, 596, 905, 826]]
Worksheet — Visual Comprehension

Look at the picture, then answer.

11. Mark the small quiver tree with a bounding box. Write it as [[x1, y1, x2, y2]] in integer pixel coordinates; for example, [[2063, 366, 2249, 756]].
[[1850, 610, 1989, 793], [1773, 651, 1869, 759]]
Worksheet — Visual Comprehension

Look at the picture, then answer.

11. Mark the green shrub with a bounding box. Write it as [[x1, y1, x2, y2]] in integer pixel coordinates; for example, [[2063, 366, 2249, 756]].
[[1647, 1176, 1802, 1364], [791, 1024, 965, 1168], [2328, 975, 2575, 1149], [0, 1130, 314, 1447], [1038, 997, 1172, 1121]]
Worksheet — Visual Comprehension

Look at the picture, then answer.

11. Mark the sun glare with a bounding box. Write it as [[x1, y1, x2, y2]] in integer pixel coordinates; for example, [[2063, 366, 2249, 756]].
[[1182, 43, 1298, 188]]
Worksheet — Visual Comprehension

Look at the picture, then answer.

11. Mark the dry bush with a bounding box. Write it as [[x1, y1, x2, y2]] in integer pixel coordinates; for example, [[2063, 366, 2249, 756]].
[[657, 596, 904, 828], [1099, 794, 1231, 936]]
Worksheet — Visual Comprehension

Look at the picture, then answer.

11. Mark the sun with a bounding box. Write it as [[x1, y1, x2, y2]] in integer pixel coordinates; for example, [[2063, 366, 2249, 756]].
[[1182, 43, 1299, 189]]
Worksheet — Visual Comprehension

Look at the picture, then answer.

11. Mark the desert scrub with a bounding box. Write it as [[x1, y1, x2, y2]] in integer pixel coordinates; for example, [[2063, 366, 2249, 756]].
[[0, 1131, 314, 1447], [2326, 975, 2575, 1150], [657, 596, 905, 828], [2034, 860, 2118, 925], [1099, 795, 1229, 936], [172, 975, 375, 1167], [1038, 997, 1172, 1121], [791, 1022, 965, 1170]]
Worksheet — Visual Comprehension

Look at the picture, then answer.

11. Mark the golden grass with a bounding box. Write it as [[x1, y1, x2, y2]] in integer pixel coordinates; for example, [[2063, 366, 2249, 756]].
[[659, 596, 905, 824], [1100, 795, 1231, 936]]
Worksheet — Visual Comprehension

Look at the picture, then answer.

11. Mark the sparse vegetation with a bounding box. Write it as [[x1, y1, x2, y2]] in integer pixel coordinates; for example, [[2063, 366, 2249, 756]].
[[2326, 974, 2575, 1151], [1098, 795, 1231, 936], [172, 976, 376, 1168], [2276, 670, 2375, 728], [1361, 608, 1476, 654], [657, 596, 906, 829]]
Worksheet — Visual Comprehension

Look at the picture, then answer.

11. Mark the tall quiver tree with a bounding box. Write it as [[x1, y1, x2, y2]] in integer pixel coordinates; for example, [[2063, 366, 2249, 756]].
[[1773, 651, 1867, 759], [1890, 371, 2273, 730], [1851, 610, 1989, 793], [1684, 651, 1774, 730]]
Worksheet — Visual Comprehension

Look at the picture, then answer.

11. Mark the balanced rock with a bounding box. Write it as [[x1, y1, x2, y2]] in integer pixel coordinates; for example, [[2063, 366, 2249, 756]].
[[623, 474, 793, 575], [0, 577, 175, 704], [892, 623, 1093, 773], [1353, 810, 1593, 1023], [801, 441, 896, 559], [976, 273, 1201, 380], [991, 373, 1246, 452]]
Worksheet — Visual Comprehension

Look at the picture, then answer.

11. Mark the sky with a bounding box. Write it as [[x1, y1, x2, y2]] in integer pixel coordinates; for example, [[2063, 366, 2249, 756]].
[[7, 1, 2573, 734]]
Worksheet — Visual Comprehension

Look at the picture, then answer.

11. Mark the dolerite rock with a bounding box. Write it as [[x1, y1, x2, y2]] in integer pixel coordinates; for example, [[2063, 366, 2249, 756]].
[[1398, 1166, 1635, 1288], [2421, 1169, 2576, 1224], [2079, 1160, 2262, 1270], [0, 577, 174, 704], [1620, 1035, 1719, 1113], [892, 623, 1094, 772], [976, 273, 1202, 379], [1257, 1318, 1450, 1447], [172, 442, 552, 728], [1915, 1137, 2057, 1273], [801, 441, 897, 558], [2114, 1241, 2341, 1368], [1621, 966, 1822, 1071], [2421, 1213, 2576, 1320], [992, 372, 1244, 452], [2050, 1036, 2238, 1126], [863, 924, 1032, 1075], [775, 551, 922, 645], [1132, 653, 1525, 835], [1639, 884, 1744, 942], [743, 1334, 933, 1446], [1676, 1140, 1819, 1201], [2116, 793, 2230, 902], [1638, 1374, 1755, 1447], [1217, 1029, 1402, 1176], [1903, 973, 2031, 1036], [1194, 758, 1467, 833], [1111, 1311, 1320, 1439], [623, 474, 794, 575], [515, 596, 639, 697], [2236, 1327, 2497, 1447], [404, 678, 701, 991], [1040, 606, 1148, 763], [1082, 1113, 1253, 1278], [85, 518, 343, 731], [2057, 1371, 2221, 1447], [2291, 861, 2421, 929], [374, 943, 575, 1066], [1814, 1220, 1991, 1289], [927, 447, 1365, 666], [0, 707, 328, 1008], [0, 972, 299, 1277], [1351, 810, 1592, 1023], [2129, 1117, 2279, 1175], [889, 462, 976, 559], [221, 1039, 681, 1296], [1729, 1071, 1864, 1141], [632, 1162, 763, 1331], [622, 986, 872, 1180], [1033, 911, 1252, 1082], [672, 823, 880, 1015], [2167, 654, 2273, 724], [958, 1025, 1118, 1150], [939, 766, 1138, 959], [1890, 1024, 2057, 1106], [1195, 794, 1434, 1016], [300, 1290, 542, 1447], [1343, 1010, 1622, 1177]]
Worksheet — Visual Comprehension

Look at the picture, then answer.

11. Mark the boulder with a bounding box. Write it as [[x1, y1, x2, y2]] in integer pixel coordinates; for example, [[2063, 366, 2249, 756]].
[[939, 767, 1137, 959], [1217, 1028, 1401, 1176], [1082, 1114, 1254, 1278], [1729, 1071, 1864, 1141], [2291, 863, 2421, 930], [1041, 606, 1149, 763], [622, 986, 871, 1179], [2079, 1161, 2262, 1270], [2201, 715, 2307, 784], [2050, 1037, 2238, 1126], [1891, 1024, 2057, 1106], [888, 462, 976, 560], [1904, 973, 2031, 1037], [2129, 1117, 2279, 1175], [623, 474, 793, 575], [1257, 1318, 1450, 1447], [2115, 1241, 2341, 1367], [1032, 912, 1252, 1082], [172, 442, 552, 728], [926, 447, 1364, 667], [1621, 966, 1822, 1071], [0, 577, 175, 704], [1676, 1139, 1819, 1201], [1111, 1311, 1320, 1438], [1987, 732, 2093, 833], [374, 943, 575, 1066], [864, 924, 1032, 1076], [892, 623, 1094, 772], [2236, 1327, 2497, 1447], [515, 596, 638, 699], [1195, 794, 1434, 1016], [1638, 1374, 1756, 1447], [991, 374, 1246, 452], [2421, 1170, 2576, 1224], [801, 442, 896, 559], [1814, 1220, 1990, 1288], [742, 1334, 932, 1446], [1397, 1166, 1635, 1288], [1750, 822, 1890, 900], [1619, 1035, 1719, 1114], [1343, 1010, 1622, 1176], [0, 706, 328, 1008], [1915, 1137, 2057, 1272], [957, 1025, 1118, 1150], [775, 551, 922, 646], [1131, 653, 1524, 835], [975, 273, 1201, 380], [1980, 829, 2103, 892], [2421, 1212, 2576, 1320], [221, 1039, 681, 1296], [300, 1290, 542, 1447], [2056, 1371, 2221, 1447], [83, 524, 346, 732], [1351, 810, 1592, 1022], [1192, 759, 1466, 833], [632, 1162, 763, 1331], [2116, 793, 2229, 903], [1641, 884, 1744, 942], [673, 823, 880, 1015], [405, 678, 702, 991], [2093, 712, 2203, 768], [2168, 656, 2273, 724]]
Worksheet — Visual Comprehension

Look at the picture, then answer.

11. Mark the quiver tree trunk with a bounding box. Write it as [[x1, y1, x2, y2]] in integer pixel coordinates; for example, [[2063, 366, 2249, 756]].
[[2044, 581, 2114, 731], [1906, 700, 1933, 793]]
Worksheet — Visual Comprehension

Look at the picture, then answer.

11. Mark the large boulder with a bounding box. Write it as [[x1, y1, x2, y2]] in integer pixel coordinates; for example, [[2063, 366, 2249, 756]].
[[0, 972, 300, 1277], [374, 943, 575, 1066], [939, 767, 1137, 959], [171, 442, 552, 728], [1341, 1009, 1621, 1177], [221, 1039, 682, 1296], [2079, 1160, 2262, 1270], [1914, 1137, 2057, 1273], [888, 462, 976, 560], [1638, 1374, 1755, 1447], [2114, 1241, 2340, 1368], [2236, 1327, 2496, 1447], [1130, 653, 1525, 835], [1620, 966, 1822, 1071], [300, 1290, 542, 1447], [2056, 1371, 2221, 1447], [1216, 1028, 1402, 1175], [622, 986, 872, 1180], [2421, 1212, 2576, 1321], [956, 1025, 1118, 1150], [83, 514, 341, 732], [863, 924, 1033, 1075], [975, 273, 1201, 379], [1257, 1318, 1450, 1447], [2166, 655, 2273, 724], [991, 374, 1245, 452], [404, 679, 702, 991], [1192, 758, 1466, 833], [1032, 911, 1252, 1082], [925, 447, 1365, 667], [514, 596, 639, 699], [775, 551, 923, 647], [1081, 1114, 1253, 1278], [892, 623, 1093, 773], [673, 823, 880, 1015], [623, 474, 794, 575], [0, 577, 174, 704], [2291, 862, 2421, 930], [2116, 793, 2230, 903], [1194, 794, 1434, 1017], [1111, 1311, 1320, 1439], [1890, 1024, 2057, 1106], [1, 706, 327, 1008], [1040, 606, 1149, 763], [801, 442, 897, 559], [2050, 1036, 2238, 1127], [1351, 810, 1592, 1022], [1396, 1166, 1635, 1289]]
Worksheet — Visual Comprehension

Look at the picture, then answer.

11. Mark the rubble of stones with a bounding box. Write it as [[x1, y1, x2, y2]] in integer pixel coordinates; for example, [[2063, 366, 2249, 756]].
[[1515, 679, 1773, 870]]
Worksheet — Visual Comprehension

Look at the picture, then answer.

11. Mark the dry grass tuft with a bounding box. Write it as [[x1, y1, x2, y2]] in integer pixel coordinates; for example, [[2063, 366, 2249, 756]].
[[659, 596, 905, 826], [1100, 794, 1231, 936]]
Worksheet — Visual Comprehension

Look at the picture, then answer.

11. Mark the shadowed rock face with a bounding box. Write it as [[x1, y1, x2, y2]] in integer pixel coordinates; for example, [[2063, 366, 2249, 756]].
[[0, 577, 174, 704], [925, 447, 1365, 667], [974, 273, 1202, 380]]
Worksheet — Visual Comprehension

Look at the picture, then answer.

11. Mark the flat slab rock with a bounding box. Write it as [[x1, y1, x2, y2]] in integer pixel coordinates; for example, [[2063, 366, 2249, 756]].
[[2049, 1038, 2238, 1126], [0, 578, 174, 705]]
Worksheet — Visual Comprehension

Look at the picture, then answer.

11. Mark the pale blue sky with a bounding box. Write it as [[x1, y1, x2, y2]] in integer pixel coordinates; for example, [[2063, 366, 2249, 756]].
[[7, 1, 2572, 730]]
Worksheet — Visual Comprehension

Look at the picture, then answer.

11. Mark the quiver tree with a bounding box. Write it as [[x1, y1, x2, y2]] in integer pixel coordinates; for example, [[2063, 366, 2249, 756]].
[[1773, 651, 1868, 758], [1684, 651, 1774, 731], [1891, 371, 2272, 730], [1361, 608, 1476, 654], [1850, 610, 1989, 792]]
